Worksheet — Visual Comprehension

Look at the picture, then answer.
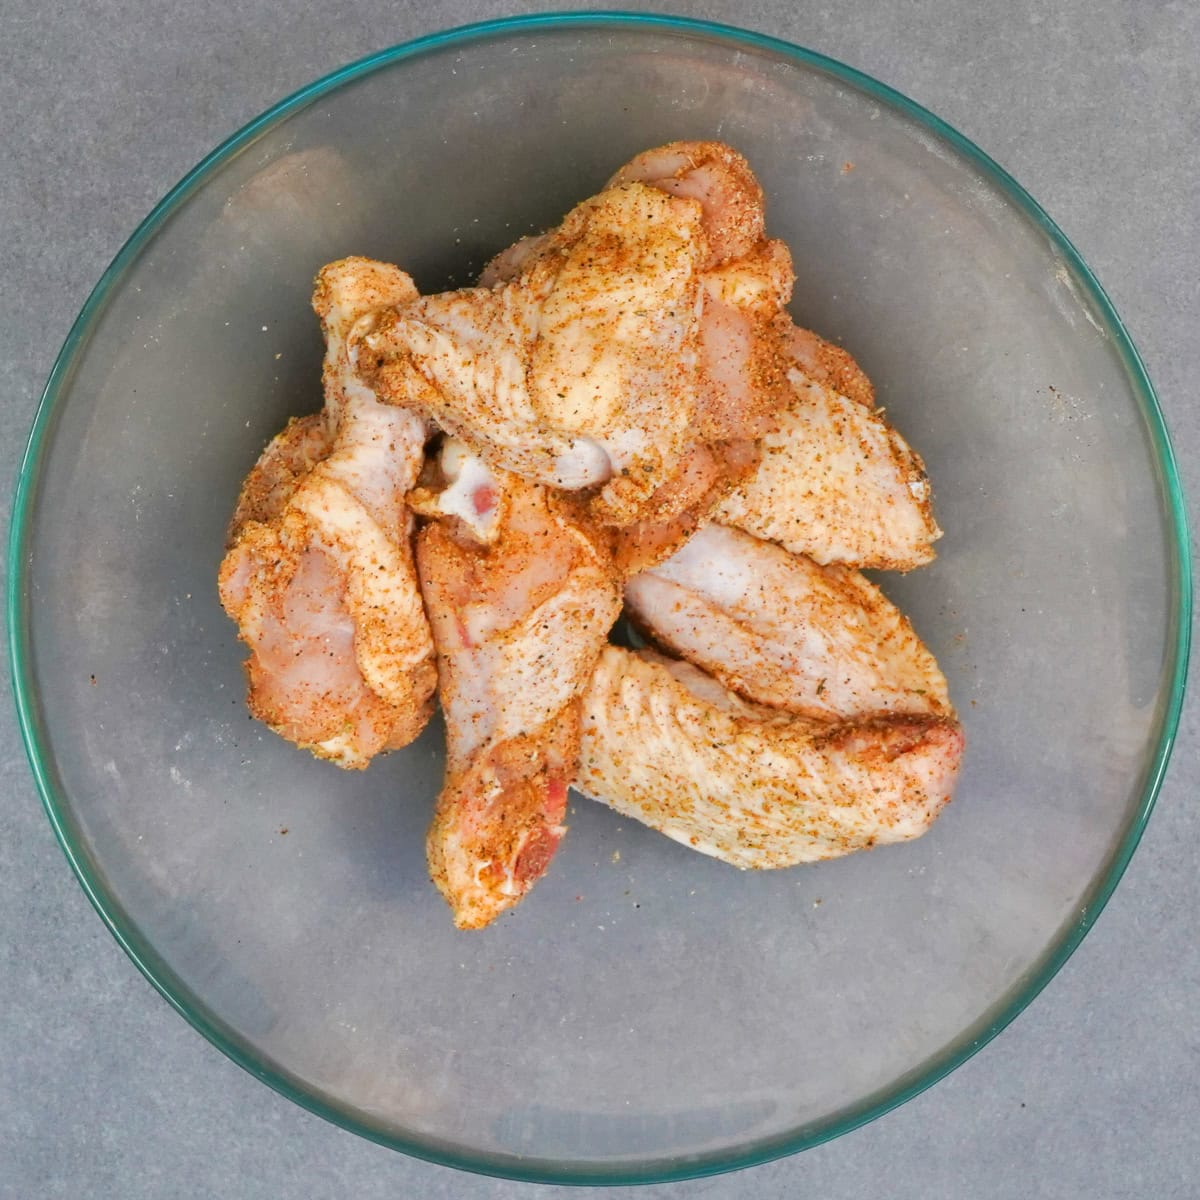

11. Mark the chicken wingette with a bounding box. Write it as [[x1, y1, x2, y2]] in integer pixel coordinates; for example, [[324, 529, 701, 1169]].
[[577, 648, 963, 870], [624, 523, 951, 719], [359, 141, 794, 530]]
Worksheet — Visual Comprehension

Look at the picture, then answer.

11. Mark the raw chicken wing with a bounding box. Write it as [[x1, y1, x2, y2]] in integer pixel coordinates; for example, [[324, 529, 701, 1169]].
[[577, 648, 963, 869], [609, 437, 760, 576], [218, 258, 436, 767], [785, 324, 876, 408], [417, 445, 622, 928], [624, 523, 950, 718], [361, 142, 794, 528], [610, 142, 795, 441], [362, 183, 706, 523]]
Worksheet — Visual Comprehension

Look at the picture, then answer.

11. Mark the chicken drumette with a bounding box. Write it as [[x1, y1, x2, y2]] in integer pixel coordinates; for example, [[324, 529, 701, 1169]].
[[219, 258, 436, 767], [415, 443, 621, 928]]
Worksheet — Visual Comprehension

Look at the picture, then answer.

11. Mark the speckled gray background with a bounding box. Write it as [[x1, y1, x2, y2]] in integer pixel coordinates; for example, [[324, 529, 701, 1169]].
[[2, 2, 1196, 1197]]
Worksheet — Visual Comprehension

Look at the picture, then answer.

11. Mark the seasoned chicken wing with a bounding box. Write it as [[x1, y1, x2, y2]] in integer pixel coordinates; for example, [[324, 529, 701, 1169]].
[[577, 648, 963, 869], [624, 523, 950, 719], [360, 142, 794, 528], [609, 140, 767, 267], [362, 183, 705, 523], [218, 258, 436, 768], [216, 136, 963, 917], [228, 412, 335, 531], [715, 322, 941, 570], [416, 445, 622, 928]]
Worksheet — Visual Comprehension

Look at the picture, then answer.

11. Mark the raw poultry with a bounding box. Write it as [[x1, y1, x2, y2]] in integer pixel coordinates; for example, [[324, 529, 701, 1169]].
[[218, 141, 962, 927], [415, 443, 621, 928], [576, 647, 962, 870], [218, 258, 436, 767], [623, 523, 950, 719], [356, 141, 795, 529], [713, 321, 941, 570]]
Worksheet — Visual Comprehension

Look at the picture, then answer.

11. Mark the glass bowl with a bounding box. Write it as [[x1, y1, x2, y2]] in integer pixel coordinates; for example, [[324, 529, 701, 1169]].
[[9, 13, 1190, 1185]]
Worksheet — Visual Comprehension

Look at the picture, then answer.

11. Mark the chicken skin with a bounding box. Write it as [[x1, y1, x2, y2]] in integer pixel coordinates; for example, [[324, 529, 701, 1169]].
[[577, 648, 963, 870], [784, 323, 876, 409], [624, 523, 950, 719], [416, 444, 621, 928], [218, 258, 436, 767]]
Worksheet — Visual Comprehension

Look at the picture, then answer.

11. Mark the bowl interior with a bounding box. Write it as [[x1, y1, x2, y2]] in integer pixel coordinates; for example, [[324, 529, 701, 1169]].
[[13, 16, 1186, 1184]]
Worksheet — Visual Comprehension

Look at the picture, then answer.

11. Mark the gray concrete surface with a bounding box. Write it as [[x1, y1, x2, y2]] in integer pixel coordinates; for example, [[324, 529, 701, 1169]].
[[1, 1, 1196, 1197]]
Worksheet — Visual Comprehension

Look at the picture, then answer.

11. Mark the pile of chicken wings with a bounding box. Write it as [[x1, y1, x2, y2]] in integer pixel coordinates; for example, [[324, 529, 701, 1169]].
[[219, 142, 963, 929]]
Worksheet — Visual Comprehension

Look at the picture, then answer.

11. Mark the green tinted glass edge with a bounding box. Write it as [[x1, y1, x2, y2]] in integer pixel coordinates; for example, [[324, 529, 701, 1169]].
[[7, 11, 1191, 1186]]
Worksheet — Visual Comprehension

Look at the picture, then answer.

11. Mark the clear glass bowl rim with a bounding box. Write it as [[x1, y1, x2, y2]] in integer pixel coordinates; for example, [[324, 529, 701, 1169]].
[[7, 11, 1192, 1186]]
